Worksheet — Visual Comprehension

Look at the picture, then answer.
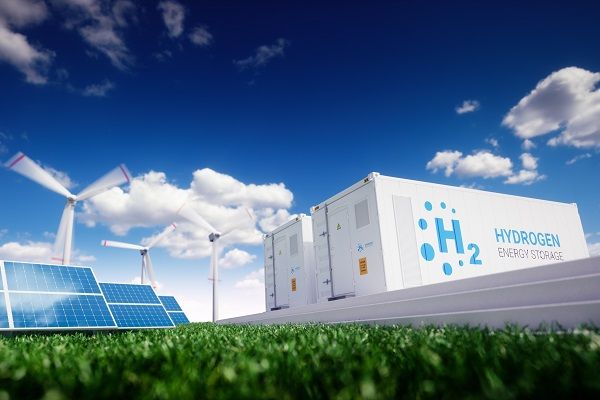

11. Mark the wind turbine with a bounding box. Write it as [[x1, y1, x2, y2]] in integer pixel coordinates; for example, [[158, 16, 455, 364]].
[[101, 223, 177, 289], [177, 203, 255, 322], [4, 152, 131, 265]]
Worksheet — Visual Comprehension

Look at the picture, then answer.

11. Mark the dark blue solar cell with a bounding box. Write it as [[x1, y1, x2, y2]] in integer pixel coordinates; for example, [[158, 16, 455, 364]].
[[99, 283, 161, 304], [0, 295, 9, 328], [168, 311, 190, 325], [109, 304, 174, 328], [159, 296, 182, 312], [4, 262, 100, 294], [10, 293, 116, 329]]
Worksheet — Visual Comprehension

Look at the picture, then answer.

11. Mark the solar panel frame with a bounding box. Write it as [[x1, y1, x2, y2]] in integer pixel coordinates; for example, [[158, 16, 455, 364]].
[[159, 295, 183, 312], [0, 260, 117, 331], [99, 281, 175, 329]]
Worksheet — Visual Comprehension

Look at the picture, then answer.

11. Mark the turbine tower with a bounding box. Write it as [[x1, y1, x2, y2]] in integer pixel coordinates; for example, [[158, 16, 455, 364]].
[[4, 152, 131, 265], [177, 203, 255, 322], [101, 223, 177, 289]]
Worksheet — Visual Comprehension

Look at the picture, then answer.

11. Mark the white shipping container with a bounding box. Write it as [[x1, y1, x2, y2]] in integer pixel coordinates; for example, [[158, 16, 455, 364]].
[[311, 173, 590, 302], [264, 214, 316, 310]]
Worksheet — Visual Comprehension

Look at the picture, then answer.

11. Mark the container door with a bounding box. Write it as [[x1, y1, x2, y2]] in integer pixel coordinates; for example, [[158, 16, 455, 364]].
[[329, 207, 355, 296], [264, 237, 276, 310], [273, 235, 289, 307], [313, 209, 333, 302]]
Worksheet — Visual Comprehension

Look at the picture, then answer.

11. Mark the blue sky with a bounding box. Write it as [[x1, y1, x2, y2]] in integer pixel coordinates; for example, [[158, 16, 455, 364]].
[[1, 1, 599, 320]]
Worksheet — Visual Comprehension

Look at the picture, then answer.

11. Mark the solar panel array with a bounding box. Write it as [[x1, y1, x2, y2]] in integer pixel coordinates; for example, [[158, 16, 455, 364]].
[[159, 296, 190, 325], [1, 261, 116, 330], [99, 283, 174, 329], [0, 261, 190, 331]]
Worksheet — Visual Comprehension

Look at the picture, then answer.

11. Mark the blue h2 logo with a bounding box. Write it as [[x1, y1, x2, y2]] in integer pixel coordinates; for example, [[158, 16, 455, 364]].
[[435, 218, 464, 254], [418, 201, 482, 276]]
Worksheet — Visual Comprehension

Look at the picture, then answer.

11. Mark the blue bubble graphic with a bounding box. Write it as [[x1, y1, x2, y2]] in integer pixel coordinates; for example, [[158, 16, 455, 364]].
[[443, 262, 452, 275], [459, 260, 464, 266], [440, 202, 446, 209], [424, 201, 432, 211], [420, 243, 435, 261], [452, 208, 456, 214], [418, 218, 428, 230]]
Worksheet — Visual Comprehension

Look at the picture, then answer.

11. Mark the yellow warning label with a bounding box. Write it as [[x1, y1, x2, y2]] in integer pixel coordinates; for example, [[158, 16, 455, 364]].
[[359, 257, 368, 275], [291, 278, 297, 292]]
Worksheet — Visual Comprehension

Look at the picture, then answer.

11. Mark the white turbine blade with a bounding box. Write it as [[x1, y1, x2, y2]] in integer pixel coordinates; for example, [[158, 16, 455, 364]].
[[4, 152, 73, 198], [146, 223, 177, 249], [144, 252, 158, 289], [177, 203, 217, 233], [76, 164, 131, 201], [51, 203, 71, 264], [101, 240, 145, 251]]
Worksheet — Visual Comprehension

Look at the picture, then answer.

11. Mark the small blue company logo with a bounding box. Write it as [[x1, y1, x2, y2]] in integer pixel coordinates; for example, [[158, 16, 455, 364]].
[[418, 200, 482, 276], [357, 243, 365, 253]]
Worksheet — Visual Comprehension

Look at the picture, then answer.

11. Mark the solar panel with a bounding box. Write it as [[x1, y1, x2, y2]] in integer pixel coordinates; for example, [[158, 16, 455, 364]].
[[100, 283, 161, 304], [0, 261, 116, 330], [168, 311, 190, 325], [159, 295, 183, 311], [109, 304, 174, 328], [4, 262, 101, 294], [99, 282, 174, 328], [10, 293, 115, 329]]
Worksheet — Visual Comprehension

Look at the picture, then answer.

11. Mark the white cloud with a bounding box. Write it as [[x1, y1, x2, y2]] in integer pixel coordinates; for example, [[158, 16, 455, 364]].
[[486, 137, 499, 148], [427, 149, 546, 185], [258, 208, 296, 232], [0, 0, 48, 28], [521, 139, 536, 151], [425, 150, 463, 177], [504, 169, 544, 185], [234, 38, 289, 70], [219, 248, 256, 269], [566, 153, 592, 165], [0, 240, 95, 264], [454, 152, 513, 178], [427, 150, 513, 179], [189, 26, 212, 47], [80, 168, 293, 260], [520, 153, 538, 170], [0, 21, 54, 84], [82, 79, 114, 97], [112, 0, 136, 28], [51, 0, 133, 70], [588, 242, 600, 257], [191, 168, 293, 209], [503, 153, 544, 185], [503, 67, 600, 148], [234, 268, 264, 289], [158, 1, 185, 38], [455, 99, 480, 114]]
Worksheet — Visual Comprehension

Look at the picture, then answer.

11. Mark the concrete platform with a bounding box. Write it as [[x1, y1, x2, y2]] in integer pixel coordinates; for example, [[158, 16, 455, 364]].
[[219, 256, 600, 329]]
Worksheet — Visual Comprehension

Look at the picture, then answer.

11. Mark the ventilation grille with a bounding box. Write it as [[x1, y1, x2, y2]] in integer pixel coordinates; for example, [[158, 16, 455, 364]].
[[355, 199, 370, 229]]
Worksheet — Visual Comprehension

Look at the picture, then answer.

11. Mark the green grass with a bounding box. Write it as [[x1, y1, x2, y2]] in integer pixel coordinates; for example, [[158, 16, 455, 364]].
[[0, 323, 599, 399]]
